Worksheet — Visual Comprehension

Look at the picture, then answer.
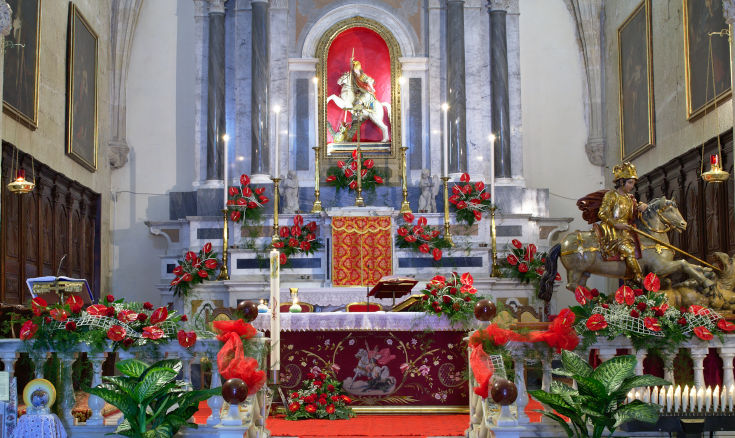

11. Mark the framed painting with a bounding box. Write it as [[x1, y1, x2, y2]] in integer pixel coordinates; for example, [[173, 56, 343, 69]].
[[683, 0, 731, 119], [66, 3, 98, 172], [618, 0, 655, 161], [2, 0, 41, 129]]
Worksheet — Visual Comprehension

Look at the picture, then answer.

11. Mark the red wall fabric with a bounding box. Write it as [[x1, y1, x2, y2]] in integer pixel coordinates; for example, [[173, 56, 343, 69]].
[[326, 27, 392, 144]]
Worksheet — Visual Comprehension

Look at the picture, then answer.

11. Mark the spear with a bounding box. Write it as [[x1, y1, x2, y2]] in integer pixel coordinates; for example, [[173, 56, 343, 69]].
[[629, 226, 721, 273]]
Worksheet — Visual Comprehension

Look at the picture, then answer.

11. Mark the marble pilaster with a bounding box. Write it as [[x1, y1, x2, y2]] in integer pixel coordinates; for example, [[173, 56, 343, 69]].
[[489, 6, 511, 178], [428, 0, 443, 181], [206, 0, 227, 181], [193, 0, 210, 184], [270, 0, 288, 180], [446, 0, 468, 174], [233, 0, 252, 179], [251, 0, 270, 175]]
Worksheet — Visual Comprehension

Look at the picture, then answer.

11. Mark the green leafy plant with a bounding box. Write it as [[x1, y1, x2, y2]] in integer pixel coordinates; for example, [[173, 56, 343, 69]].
[[529, 350, 670, 438], [419, 272, 481, 325], [87, 358, 220, 438], [285, 370, 354, 420], [448, 173, 492, 225], [325, 149, 384, 192]]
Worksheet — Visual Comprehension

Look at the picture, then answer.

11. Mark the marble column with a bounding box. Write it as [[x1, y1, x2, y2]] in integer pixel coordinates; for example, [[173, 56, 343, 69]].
[[206, 0, 227, 181], [488, 1, 511, 178], [446, 0, 468, 174], [718, 348, 735, 388], [690, 348, 709, 388], [251, 0, 270, 175], [193, 0, 209, 183]]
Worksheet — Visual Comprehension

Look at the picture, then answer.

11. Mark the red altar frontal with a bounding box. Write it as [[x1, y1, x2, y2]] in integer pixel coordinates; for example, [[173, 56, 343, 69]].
[[253, 313, 469, 412]]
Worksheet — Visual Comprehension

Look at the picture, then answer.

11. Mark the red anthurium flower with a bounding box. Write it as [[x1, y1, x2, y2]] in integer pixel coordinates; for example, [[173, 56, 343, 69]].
[[300, 241, 311, 252], [350, 160, 358, 170], [586, 314, 607, 331], [403, 212, 415, 223], [418, 244, 430, 253], [480, 192, 491, 200], [344, 168, 354, 178], [182, 273, 193, 282], [230, 211, 242, 222], [337, 160, 346, 168], [528, 244, 537, 260], [20, 320, 38, 340], [404, 235, 417, 243], [291, 225, 301, 237], [247, 201, 258, 209], [242, 186, 253, 197], [293, 215, 304, 227], [432, 248, 442, 261], [65, 295, 84, 313], [259, 195, 269, 204], [255, 187, 266, 195], [236, 198, 247, 206], [240, 174, 250, 186], [644, 317, 662, 331], [173, 266, 184, 276], [107, 325, 126, 342], [512, 239, 522, 249], [142, 326, 165, 340], [177, 330, 197, 348], [460, 272, 473, 286], [644, 272, 660, 292], [397, 227, 408, 237], [31, 297, 48, 316], [204, 259, 218, 269], [197, 270, 209, 278], [364, 159, 374, 169], [280, 226, 290, 238], [361, 168, 368, 177], [717, 319, 735, 332], [456, 201, 467, 209], [87, 304, 108, 316], [280, 253, 288, 265], [475, 181, 485, 192], [349, 180, 357, 190], [150, 307, 169, 324], [689, 305, 710, 316], [473, 211, 482, 221], [374, 175, 384, 184], [203, 242, 212, 253], [417, 217, 428, 227], [412, 225, 424, 235], [325, 175, 336, 183], [615, 285, 635, 306], [288, 238, 299, 247], [452, 185, 461, 195], [117, 309, 138, 323], [228, 186, 240, 196], [507, 254, 518, 265], [555, 273, 562, 281], [518, 263, 528, 273], [106, 294, 115, 303], [460, 173, 471, 182], [694, 326, 714, 341], [574, 286, 588, 305]]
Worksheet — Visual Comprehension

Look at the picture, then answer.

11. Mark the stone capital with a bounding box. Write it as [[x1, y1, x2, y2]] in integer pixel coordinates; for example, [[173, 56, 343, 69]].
[[0, 1, 11, 37], [193, 0, 209, 16], [723, 0, 735, 24], [208, 0, 227, 14], [109, 140, 131, 169], [488, 0, 518, 14]]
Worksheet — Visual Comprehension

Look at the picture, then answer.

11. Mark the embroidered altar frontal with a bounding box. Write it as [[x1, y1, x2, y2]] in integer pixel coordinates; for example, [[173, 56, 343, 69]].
[[331, 216, 392, 286]]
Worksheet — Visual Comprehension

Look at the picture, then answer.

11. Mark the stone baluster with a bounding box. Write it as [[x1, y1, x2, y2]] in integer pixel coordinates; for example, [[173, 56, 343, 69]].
[[0, 351, 18, 380], [598, 347, 617, 362], [541, 352, 553, 392], [85, 352, 107, 425], [58, 351, 77, 428], [30, 351, 49, 379], [663, 352, 675, 384], [511, 351, 528, 424], [690, 347, 708, 389], [207, 356, 224, 426], [635, 349, 646, 376], [181, 350, 194, 390], [718, 348, 735, 388]]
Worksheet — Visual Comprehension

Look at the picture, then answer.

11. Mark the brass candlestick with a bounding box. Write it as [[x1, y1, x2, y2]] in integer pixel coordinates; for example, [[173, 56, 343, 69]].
[[490, 205, 502, 277], [400, 146, 411, 214], [217, 208, 230, 280], [311, 146, 323, 213], [441, 176, 454, 246], [355, 132, 364, 207], [271, 177, 281, 244]]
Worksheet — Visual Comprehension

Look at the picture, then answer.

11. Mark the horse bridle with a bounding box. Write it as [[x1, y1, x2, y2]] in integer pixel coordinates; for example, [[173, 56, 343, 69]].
[[638, 202, 675, 233]]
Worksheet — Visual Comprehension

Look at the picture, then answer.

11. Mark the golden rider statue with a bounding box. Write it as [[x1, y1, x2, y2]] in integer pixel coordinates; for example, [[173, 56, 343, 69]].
[[598, 162, 648, 285]]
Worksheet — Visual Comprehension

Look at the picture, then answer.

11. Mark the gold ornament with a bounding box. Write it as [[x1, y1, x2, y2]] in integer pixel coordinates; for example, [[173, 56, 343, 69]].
[[612, 162, 638, 180]]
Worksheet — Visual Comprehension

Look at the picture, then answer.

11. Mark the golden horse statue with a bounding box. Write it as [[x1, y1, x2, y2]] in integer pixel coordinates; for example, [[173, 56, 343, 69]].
[[539, 197, 714, 301]]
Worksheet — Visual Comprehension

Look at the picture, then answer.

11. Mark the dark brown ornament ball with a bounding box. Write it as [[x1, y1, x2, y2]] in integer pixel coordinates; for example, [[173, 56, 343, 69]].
[[237, 300, 259, 322], [474, 299, 497, 321], [222, 378, 249, 404], [490, 378, 518, 405]]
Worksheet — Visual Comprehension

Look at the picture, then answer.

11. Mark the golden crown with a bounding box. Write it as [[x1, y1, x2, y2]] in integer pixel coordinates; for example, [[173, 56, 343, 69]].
[[612, 162, 638, 180], [352, 60, 361, 69]]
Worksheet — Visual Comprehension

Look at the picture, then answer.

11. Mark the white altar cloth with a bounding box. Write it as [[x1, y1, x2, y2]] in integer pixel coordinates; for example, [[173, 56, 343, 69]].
[[251, 312, 474, 332]]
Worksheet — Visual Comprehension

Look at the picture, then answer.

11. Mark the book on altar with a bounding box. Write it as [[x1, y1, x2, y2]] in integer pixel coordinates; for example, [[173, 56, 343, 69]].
[[368, 276, 418, 299], [390, 294, 425, 312], [26, 276, 94, 305]]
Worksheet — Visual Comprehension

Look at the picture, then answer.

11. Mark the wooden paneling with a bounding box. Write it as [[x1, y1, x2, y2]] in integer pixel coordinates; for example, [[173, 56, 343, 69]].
[[636, 130, 734, 260], [1, 143, 100, 304]]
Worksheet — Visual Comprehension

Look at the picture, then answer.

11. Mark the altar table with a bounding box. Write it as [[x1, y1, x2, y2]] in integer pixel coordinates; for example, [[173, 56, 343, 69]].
[[253, 312, 472, 411]]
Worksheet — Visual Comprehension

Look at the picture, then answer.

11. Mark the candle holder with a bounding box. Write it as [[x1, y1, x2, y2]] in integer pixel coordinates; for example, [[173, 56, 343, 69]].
[[271, 177, 281, 244], [400, 146, 411, 214], [490, 205, 502, 277], [289, 287, 302, 313], [217, 209, 230, 280], [355, 142, 364, 207], [441, 176, 454, 246], [311, 146, 323, 213]]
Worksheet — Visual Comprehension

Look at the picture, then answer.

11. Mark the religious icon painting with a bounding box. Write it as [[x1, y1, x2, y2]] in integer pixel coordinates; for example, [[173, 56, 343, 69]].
[[316, 17, 402, 157], [617, 0, 655, 161], [2, 0, 41, 129], [66, 3, 98, 172], [683, 0, 732, 120]]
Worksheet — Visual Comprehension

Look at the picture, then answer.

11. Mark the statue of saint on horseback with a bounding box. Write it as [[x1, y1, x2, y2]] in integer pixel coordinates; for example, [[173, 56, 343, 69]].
[[326, 50, 392, 143], [539, 162, 715, 303]]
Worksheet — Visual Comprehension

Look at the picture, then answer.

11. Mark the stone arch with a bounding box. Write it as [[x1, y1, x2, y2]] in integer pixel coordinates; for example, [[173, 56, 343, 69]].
[[300, 3, 418, 59]]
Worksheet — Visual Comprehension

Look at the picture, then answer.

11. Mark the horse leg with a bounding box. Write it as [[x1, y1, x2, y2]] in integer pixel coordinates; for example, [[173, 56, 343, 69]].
[[565, 269, 589, 293], [654, 259, 714, 289], [327, 95, 347, 110]]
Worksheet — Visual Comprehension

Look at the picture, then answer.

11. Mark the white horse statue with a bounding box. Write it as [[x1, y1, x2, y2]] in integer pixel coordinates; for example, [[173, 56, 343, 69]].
[[327, 72, 392, 142]]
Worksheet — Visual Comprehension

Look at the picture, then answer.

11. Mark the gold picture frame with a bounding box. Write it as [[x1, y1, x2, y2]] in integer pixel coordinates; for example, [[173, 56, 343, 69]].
[[65, 3, 98, 172], [618, 0, 655, 161], [2, 0, 41, 129], [683, 0, 731, 120]]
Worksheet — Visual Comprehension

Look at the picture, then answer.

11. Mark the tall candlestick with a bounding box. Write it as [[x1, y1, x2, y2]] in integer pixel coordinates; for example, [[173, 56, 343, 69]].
[[223, 134, 230, 209], [489, 133, 496, 205], [269, 249, 281, 384], [442, 103, 449, 177], [313, 76, 319, 147], [273, 105, 281, 179]]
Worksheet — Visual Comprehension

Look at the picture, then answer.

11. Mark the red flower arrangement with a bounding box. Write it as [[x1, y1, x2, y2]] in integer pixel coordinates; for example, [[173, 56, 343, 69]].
[[420, 272, 481, 324], [395, 213, 451, 261], [500, 239, 559, 286], [572, 273, 735, 353], [285, 370, 354, 420], [325, 149, 384, 192], [273, 214, 323, 265], [169, 242, 220, 297], [449, 173, 493, 226], [227, 174, 270, 223]]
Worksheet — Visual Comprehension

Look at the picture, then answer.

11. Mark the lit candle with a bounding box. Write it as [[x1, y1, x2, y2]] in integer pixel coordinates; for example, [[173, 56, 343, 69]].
[[223, 134, 230, 209], [729, 384, 735, 411], [400, 76, 407, 150], [682, 385, 689, 412], [269, 249, 281, 378], [714, 385, 720, 412], [706, 386, 712, 412], [489, 133, 496, 204], [642, 387, 650, 403], [666, 386, 674, 412], [626, 390, 634, 404], [674, 385, 680, 412], [690, 385, 698, 412], [442, 103, 449, 177], [721, 385, 727, 412], [712, 153, 720, 167], [313, 76, 319, 147], [273, 105, 281, 179], [651, 386, 658, 405], [697, 386, 705, 411]]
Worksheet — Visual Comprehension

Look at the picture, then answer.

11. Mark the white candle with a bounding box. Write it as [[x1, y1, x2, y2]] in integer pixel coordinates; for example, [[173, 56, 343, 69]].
[[489, 133, 496, 204], [273, 105, 281, 179], [223, 134, 230, 209], [714, 385, 720, 412], [442, 103, 449, 177], [697, 386, 705, 411], [729, 384, 735, 411], [651, 386, 658, 405], [642, 387, 650, 403], [682, 385, 689, 412], [721, 385, 727, 412], [674, 385, 680, 412], [666, 386, 674, 412], [269, 249, 281, 376], [706, 386, 712, 412], [400, 76, 407, 150], [313, 76, 319, 147], [690, 385, 698, 412]]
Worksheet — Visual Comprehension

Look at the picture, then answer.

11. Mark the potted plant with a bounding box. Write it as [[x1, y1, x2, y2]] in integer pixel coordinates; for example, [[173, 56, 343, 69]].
[[529, 350, 669, 438], [87, 358, 221, 437]]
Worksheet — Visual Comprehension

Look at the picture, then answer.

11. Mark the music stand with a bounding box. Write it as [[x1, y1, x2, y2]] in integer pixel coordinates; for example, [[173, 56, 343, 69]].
[[368, 276, 418, 308], [26, 276, 94, 306]]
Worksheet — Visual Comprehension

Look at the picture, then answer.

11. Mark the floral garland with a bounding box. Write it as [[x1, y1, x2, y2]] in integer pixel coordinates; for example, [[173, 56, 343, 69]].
[[228, 174, 270, 224], [19, 294, 193, 353], [419, 272, 481, 324], [395, 213, 450, 261], [325, 149, 384, 192], [572, 273, 735, 353], [500, 240, 561, 286], [449, 173, 492, 226], [169, 242, 219, 297], [272, 214, 323, 265], [285, 370, 354, 420]]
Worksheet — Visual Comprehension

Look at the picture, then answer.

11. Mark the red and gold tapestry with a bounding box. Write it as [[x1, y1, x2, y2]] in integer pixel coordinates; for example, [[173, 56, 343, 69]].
[[331, 216, 392, 286]]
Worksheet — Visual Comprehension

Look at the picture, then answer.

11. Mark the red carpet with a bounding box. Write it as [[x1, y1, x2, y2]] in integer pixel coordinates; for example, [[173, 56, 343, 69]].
[[267, 414, 468, 437]]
